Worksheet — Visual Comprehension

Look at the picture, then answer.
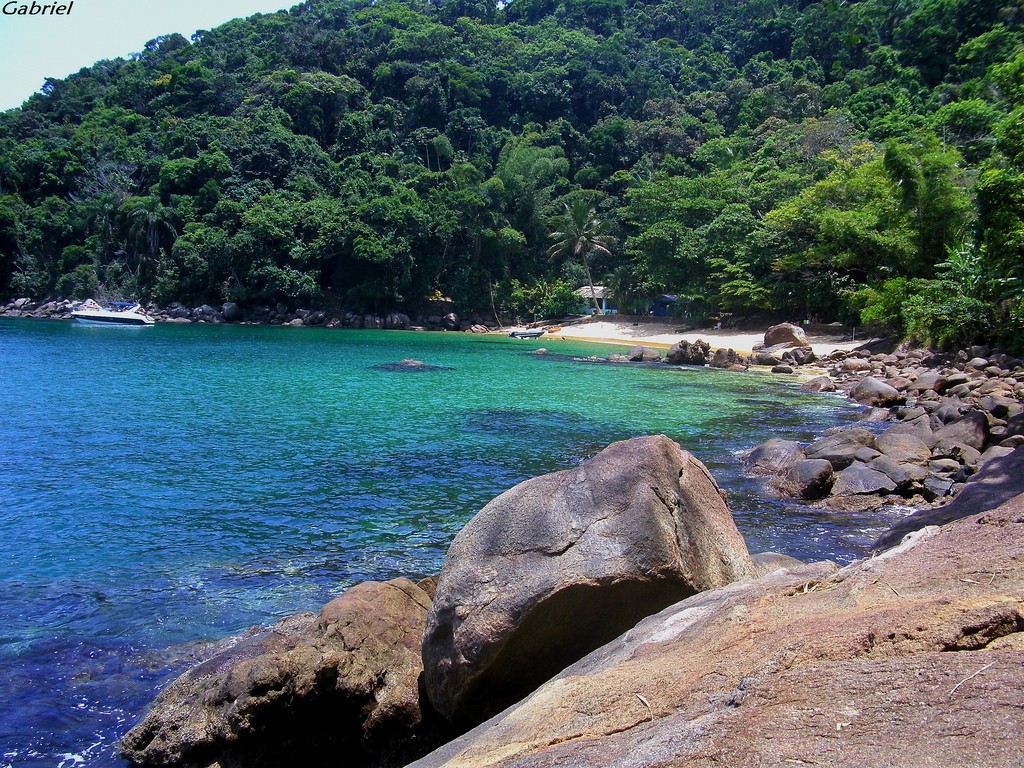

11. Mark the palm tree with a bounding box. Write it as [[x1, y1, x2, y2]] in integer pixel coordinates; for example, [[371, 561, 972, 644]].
[[128, 197, 177, 261], [547, 198, 618, 312]]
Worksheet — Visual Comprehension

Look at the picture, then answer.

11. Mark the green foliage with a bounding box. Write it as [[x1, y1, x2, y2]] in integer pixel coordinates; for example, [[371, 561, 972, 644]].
[[0, 0, 1020, 351], [494, 277, 578, 321], [902, 281, 994, 350]]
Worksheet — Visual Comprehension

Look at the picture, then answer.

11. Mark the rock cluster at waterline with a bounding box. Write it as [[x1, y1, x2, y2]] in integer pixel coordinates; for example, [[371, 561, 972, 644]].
[[119, 434, 1024, 768], [748, 346, 1024, 508]]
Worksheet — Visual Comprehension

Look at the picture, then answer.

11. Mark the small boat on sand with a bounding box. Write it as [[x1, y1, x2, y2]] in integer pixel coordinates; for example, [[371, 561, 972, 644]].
[[71, 300, 155, 326], [508, 329, 546, 339]]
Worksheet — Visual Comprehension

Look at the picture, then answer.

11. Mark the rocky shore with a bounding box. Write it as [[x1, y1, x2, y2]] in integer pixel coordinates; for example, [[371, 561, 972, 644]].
[[0, 297, 499, 333], [570, 322, 1024, 517], [117, 435, 1024, 768]]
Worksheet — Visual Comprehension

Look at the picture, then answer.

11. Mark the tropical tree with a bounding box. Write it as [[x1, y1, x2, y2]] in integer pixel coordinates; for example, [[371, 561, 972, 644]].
[[547, 198, 617, 311]]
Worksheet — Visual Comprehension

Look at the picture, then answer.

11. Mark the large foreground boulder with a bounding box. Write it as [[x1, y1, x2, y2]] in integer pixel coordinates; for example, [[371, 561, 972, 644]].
[[409, 496, 1024, 768], [120, 578, 442, 768], [421, 435, 756, 725]]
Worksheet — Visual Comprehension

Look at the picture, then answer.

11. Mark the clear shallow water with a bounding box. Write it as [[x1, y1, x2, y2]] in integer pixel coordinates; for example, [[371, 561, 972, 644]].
[[0, 319, 899, 766]]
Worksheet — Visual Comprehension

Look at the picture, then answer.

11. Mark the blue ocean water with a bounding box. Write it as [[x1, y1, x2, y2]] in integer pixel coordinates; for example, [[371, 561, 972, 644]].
[[0, 318, 899, 766]]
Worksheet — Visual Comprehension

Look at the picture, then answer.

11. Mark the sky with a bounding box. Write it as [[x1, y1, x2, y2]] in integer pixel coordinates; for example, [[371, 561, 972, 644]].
[[0, 0, 295, 111]]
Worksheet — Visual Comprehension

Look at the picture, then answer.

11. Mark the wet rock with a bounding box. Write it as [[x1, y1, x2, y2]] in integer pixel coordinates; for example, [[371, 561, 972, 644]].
[[778, 458, 834, 500], [746, 439, 805, 474], [627, 345, 663, 362], [222, 302, 243, 322]]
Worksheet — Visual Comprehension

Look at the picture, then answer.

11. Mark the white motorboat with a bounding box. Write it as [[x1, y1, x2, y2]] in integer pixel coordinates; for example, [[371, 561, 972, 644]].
[[71, 300, 155, 326]]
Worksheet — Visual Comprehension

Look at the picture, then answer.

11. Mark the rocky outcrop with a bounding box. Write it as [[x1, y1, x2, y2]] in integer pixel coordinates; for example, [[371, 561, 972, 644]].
[[745, 438, 805, 474], [407, 495, 1024, 768], [664, 338, 710, 366], [119, 578, 444, 768], [626, 345, 663, 362], [421, 435, 756, 726], [778, 457, 835, 499], [708, 347, 746, 369]]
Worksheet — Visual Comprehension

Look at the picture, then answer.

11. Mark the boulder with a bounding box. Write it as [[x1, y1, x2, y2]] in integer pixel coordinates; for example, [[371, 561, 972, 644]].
[[850, 376, 904, 407], [221, 302, 243, 322], [385, 312, 412, 329], [781, 346, 816, 366], [908, 371, 948, 393], [874, 430, 931, 464], [664, 339, 710, 366], [801, 375, 836, 393], [830, 462, 898, 496], [120, 578, 441, 768], [803, 428, 877, 470], [764, 322, 810, 348], [627, 345, 663, 362], [841, 357, 873, 372], [749, 350, 782, 366], [709, 347, 745, 368], [867, 455, 928, 489], [745, 438, 805, 474], [421, 436, 755, 725], [933, 411, 990, 451], [777, 458, 834, 499], [408, 499, 1024, 768], [882, 414, 937, 448]]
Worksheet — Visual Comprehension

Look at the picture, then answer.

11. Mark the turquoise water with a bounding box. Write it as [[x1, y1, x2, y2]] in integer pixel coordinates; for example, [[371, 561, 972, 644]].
[[0, 318, 893, 766]]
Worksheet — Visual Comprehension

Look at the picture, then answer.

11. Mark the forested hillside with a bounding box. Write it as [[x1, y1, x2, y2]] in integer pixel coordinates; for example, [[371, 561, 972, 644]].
[[1, 0, 1022, 348]]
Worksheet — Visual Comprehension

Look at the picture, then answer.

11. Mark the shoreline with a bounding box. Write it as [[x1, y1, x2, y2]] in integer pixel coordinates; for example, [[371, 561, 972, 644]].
[[504, 319, 865, 357]]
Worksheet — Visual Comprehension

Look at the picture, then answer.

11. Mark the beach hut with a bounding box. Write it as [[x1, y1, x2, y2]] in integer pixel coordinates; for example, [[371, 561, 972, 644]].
[[652, 294, 679, 317], [574, 285, 616, 315]]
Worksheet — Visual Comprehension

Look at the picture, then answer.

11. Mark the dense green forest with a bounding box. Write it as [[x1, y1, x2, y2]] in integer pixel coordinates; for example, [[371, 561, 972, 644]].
[[1, 0, 1023, 348]]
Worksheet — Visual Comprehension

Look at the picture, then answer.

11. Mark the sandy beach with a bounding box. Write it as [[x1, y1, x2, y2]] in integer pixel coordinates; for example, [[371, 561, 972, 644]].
[[509, 319, 865, 357]]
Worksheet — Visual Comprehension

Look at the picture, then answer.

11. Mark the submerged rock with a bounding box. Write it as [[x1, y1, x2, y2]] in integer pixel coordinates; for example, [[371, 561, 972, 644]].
[[421, 435, 755, 726], [370, 359, 453, 372]]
